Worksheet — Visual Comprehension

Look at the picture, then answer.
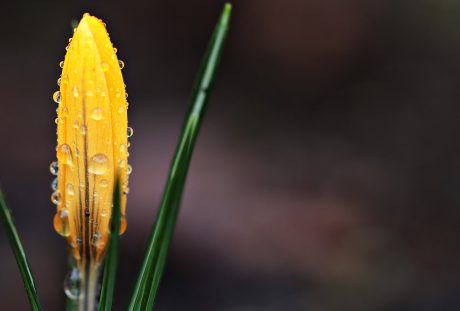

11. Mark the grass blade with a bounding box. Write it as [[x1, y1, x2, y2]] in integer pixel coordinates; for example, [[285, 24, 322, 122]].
[[98, 178, 122, 311], [0, 188, 41, 311], [127, 3, 232, 310]]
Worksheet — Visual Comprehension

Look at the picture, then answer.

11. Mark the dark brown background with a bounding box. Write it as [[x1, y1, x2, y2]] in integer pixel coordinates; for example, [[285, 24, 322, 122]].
[[0, 0, 459, 310]]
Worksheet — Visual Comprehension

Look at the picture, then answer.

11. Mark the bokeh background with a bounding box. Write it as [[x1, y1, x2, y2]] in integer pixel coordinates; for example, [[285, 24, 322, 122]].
[[1, 0, 460, 310]]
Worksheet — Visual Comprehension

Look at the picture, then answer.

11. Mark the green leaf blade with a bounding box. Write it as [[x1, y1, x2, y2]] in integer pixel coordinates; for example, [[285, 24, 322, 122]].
[[98, 178, 122, 311], [0, 188, 41, 311], [128, 3, 232, 310]]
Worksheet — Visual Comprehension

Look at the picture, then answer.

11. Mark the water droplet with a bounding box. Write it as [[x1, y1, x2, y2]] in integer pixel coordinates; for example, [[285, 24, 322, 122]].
[[54, 118, 59, 124], [50, 161, 59, 175], [66, 183, 75, 196], [80, 125, 87, 135], [53, 208, 70, 236], [119, 216, 127, 234], [119, 143, 126, 153], [57, 78, 61, 86], [57, 144, 73, 165], [59, 61, 64, 68], [127, 127, 134, 137], [113, 47, 117, 53], [51, 191, 61, 205], [99, 179, 109, 188], [101, 62, 109, 72], [64, 268, 81, 300], [68, 38, 72, 43], [125, 92, 129, 99], [53, 91, 61, 104], [62, 107, 69, 118], [118, 105, 124, 114], [92, 232, 103, 247], [51, 178, 58, 191], [91, 108, 103, 120], [118, 60, 125, 69], [101, 208, 108, 217], [72, 85, 79, 98], [118, 159, 126, 168], [85, 208, 90, 216], [88, 153, 109, 175], [127, 164, 132, 175]]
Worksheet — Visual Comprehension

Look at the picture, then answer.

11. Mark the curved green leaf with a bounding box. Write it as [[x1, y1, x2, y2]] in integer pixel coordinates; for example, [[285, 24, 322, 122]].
[[128, 3, 232, 310], [0, 188, 41, 311], [98, 178, 122, 311]]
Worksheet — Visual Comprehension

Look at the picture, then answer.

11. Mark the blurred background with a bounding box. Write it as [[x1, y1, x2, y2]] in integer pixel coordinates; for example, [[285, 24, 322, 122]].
[[1, 0, 460, 310]]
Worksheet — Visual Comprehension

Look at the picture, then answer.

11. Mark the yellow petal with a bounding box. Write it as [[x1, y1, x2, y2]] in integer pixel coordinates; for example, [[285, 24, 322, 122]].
[[53, 13, 130, 263]]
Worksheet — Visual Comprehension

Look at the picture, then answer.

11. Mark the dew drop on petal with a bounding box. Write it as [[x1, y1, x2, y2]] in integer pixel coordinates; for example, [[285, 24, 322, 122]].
[[72, 85, 79, 98], [57, 144, 73, 165], [119, 216, 127, 235], [88, 153, 109, 175], [51, 178, 58, 191], [50, 161, 59, 175], [119, 143, 126, 153], [64, 268, 81, 300], [92, 232, 103, 247], [127, 127, 134, 137], [54, 208, 70, 237], [101, 208, 108, 217], [127, 164, 132, 175], [90, 108, 103, 121], [62, 107, 69, 118], [57, 78, 61, 86], [101, 62, 109, 72], [51, 191, 61, 205], [99, 179, 108, 188], [66, 183, 75, 196], [59, 61, 64, 68], [113, 47, 117, 53], [53, 91, 61, 104], [118, 60, 125, 69]]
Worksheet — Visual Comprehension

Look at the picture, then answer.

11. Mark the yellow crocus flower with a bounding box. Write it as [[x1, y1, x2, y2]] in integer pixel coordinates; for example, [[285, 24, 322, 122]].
[[50, 13, 131, 308]]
